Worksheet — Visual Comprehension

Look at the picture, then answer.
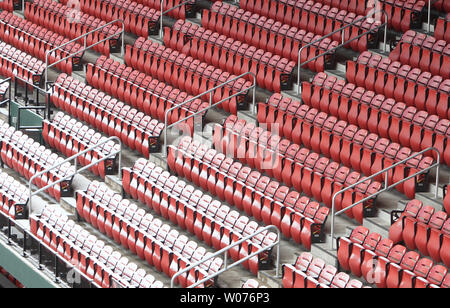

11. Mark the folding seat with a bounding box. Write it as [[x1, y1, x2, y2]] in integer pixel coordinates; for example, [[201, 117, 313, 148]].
[[430, 40, 447, 77], [440, 220, 450, 267], [445, 185, 450, 213], [337, 226, 369, 272], [402, 204, 434, 250]]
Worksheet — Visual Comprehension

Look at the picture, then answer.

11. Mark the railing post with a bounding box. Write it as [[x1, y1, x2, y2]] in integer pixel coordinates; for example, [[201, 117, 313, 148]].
[[43, 19, 125, 92], [28, 136, 122, 209], [162, 72, 257, 158], [296, 10, 388, 96], [170, 225, 280, 288], [329, 147, 440, 250], [428, 0, 431, 33]]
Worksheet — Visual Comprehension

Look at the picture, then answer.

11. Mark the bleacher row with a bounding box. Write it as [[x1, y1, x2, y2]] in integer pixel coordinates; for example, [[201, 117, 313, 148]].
[[0, 120, 74, 201], [0, 0, 448, 289], [338, 223, 449, 288], [42, 111, 121, 178], [122, 157, 278, 275], [30, 205, 166, 288], [24, 0, 122, 56], [0, 11, 83, 74]]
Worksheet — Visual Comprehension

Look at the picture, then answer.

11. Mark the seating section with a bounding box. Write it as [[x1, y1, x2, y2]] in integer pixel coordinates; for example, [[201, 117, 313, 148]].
[[76, 181, 221, 287], [0, 267, 24, 288], [60, 0, 162, 38], [167, 136, 329, 250], [25, 0, 122, 56], [201, 2, 340, 70], [283, 252, 366, 288], [239, 0, 383, 51], [435, 13, 450, 43], [125, 38, 262, 106], [0, 120, 74, 201], [0, 11, 83, 75], [42, 112, 121, 178], [338, 225, 449, 288], [214, 115, 382, 223], [86, 56, 211, 129], [30, 205, 165, 288], [0, 42, 45, 86], [390, 30, 450, 79], [51, 73, 164, 158], [257, 93, 432, 199], [389, 200, 450, 267], [304, 73, 449, 167], [348, 51, 450, 120], [162, 20, 296, 92], [0, 170, 29, 220], [122, 158, 278, 275]]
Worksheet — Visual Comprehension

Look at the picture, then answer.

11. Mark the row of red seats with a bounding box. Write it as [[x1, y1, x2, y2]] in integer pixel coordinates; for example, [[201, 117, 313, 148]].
[[257, 93, 430, 199], [213, 115, 381, 223], [0, 0, 20, 11], [238, 0, 382, 52], [435, 13, 450, 43], [283, 252, 365, 288], [71, 0, 161, 38], [162, 20, 296, 92], [0, 266, 24, 288], [77, 181, 221, 287], [25, 0, 122, 56], [348, 51, 450, 120], [167, 136, 329, 250], [86, 57, 209, 131], [390, 30, 450, 79], [30, 205, 164, 288], [51, 74, 164, 158], [338, 225, 449, 288], [303, 73, 450, 166], [0, 42, 45, 86], [43, 112, 120, 178], [0, 11, 82, 75], [0, 169, 28, 220], [0, 122, 73, 201], [133, 0, 194, 19], [127, 38, 277, 103], [63, 0, 189, 22], [389, 199, 450, 267], [201, 2, 339, 70], [123, 40, 253, 113], [243, 0, 424, 31], [123, 158, 278, 275], [434, 0, 450, 12]]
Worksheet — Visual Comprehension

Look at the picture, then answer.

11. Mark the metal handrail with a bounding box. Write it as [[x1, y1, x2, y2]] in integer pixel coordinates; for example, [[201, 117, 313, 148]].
[[170, 225, 281, 288], [43, 19, 125, 90], [296, 9, 388, 94], [159, 0, 193, 38], [163, 71, 257, 157], [330, 147, 440, 250], [0, 78, 11, 107], [28, 136, 122, 209]]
